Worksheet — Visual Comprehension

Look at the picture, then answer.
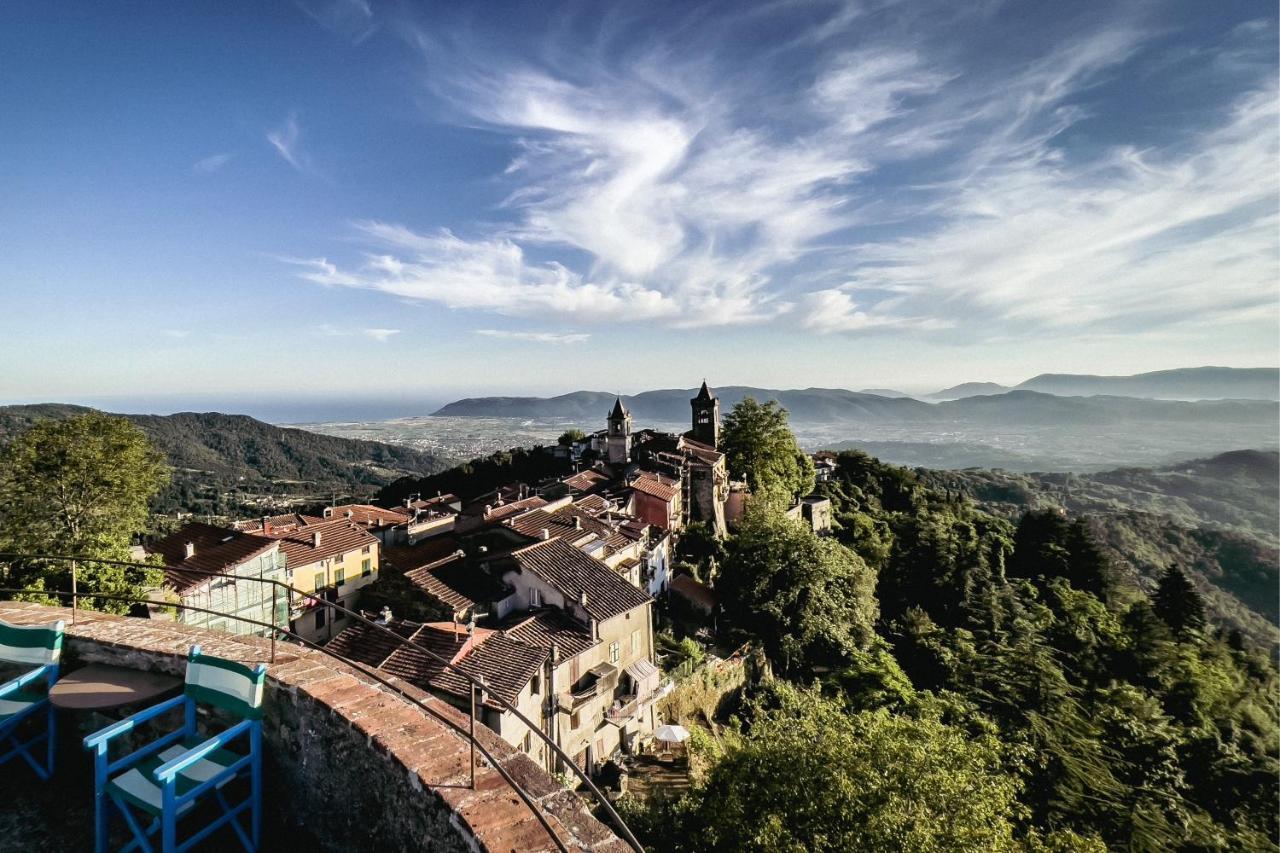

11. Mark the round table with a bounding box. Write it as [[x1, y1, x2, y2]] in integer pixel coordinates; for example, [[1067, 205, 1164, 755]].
[[50, 664, 182, 711]]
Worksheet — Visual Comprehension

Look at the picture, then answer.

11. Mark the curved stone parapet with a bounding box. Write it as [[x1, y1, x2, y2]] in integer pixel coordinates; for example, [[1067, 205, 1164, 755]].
[[0, 601, 629, 853]]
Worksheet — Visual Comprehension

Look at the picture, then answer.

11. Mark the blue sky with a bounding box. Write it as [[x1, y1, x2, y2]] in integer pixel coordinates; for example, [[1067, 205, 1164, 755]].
[[1, 0, 1276, 413]]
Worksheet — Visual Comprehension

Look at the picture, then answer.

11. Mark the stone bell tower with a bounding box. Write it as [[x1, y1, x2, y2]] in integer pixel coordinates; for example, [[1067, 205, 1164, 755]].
[[606, 397, 633, 465], [690, 380, 720, 448]]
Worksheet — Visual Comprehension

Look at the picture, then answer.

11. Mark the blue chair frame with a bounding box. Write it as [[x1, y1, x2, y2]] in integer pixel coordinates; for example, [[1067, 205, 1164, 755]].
[[0, 618, 65, 780], [84, 645, 265, 853]]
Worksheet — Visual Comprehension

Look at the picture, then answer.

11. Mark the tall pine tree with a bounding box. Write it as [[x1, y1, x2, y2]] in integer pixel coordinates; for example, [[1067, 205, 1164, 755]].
[[1153, 564, 1205, 639]]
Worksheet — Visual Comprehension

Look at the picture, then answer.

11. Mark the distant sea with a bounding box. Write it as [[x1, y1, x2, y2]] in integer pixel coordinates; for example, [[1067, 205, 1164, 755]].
[[9, 395, 452, 425]]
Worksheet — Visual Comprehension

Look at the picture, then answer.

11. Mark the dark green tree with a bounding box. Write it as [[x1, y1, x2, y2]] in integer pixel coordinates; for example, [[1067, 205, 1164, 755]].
[[0, 413, 169, 612], [557, 428, 586, 446], [1153, 564, 1205, 639], [694, 684, 1024, 852], [719, 398, 815, 506], [718, 505, 876, 672]]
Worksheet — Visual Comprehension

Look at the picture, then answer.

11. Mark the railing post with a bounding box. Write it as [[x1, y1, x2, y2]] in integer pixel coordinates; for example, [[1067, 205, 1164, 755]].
[[270, 586, 278, 664], [70, 560, 77, 625], [470, 679, 478, 789]]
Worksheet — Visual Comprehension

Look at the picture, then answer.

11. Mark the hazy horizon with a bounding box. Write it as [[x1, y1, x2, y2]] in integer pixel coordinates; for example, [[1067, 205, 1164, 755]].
[[3, 363, 1276, 424]]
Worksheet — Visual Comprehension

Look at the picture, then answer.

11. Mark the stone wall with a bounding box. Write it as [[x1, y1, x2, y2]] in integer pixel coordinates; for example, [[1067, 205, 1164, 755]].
[[0, 601, 629, 853]]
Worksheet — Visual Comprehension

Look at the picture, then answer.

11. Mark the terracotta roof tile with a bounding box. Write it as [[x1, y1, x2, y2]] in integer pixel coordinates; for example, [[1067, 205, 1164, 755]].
[[629, 472, 680, 502], [266, 518, 379, 569], [150, 523, 279, 594], [507, 539, 650, 621], [328, 618, 546, 708], [321, 504, 411, 527], [403, 555, 514, 613], [498, 608, 597, 658]]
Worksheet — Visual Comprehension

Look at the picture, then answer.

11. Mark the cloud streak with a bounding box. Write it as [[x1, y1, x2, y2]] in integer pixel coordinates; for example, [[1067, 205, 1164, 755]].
[[316, 323, 401, 342], [267, 113, 306, 171], [192, 152, 233, 173], [291, 3, 1278, 344], [474, 329, 590, 344]]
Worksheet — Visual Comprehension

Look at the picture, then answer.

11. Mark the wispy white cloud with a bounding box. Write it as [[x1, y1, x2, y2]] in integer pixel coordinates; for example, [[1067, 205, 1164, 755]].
[[474, 329, 590, 344], [292, 4, 1278, 343], [267, 113, 306, 171], [315, 323, 401, 342], [161, 329, 191, 339], [192, 152, 234, 173], [296, 0, 377, 43], [821, 80, 1280, 338]]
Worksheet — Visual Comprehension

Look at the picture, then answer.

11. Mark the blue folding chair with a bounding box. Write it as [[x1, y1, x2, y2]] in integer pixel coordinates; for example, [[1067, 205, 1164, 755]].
[[84, 645, 266, 853], [0, 618, 65, 780]]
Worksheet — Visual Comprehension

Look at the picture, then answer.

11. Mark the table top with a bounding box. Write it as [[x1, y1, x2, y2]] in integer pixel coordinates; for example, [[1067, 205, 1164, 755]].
[[50, 663, 182, 711]]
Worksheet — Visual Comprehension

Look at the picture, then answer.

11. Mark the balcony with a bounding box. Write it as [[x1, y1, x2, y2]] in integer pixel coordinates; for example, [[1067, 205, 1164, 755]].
[[606, 695, 639, 723]]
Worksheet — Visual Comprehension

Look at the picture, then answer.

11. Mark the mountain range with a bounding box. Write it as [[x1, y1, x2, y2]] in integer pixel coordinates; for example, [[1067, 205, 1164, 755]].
[[434, 375, 1279, 427], [926, 366, 1278, 401]]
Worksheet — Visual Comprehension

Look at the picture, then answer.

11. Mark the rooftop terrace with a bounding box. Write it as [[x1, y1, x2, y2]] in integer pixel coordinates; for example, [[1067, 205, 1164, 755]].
[[0, 601, 630, 852]]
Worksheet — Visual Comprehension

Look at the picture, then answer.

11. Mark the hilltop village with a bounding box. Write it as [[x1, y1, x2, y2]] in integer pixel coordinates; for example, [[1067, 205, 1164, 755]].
[[145, 383, 830, 775]]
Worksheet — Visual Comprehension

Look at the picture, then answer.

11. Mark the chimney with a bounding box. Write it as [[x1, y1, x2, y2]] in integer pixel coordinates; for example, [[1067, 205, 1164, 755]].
[[549, 642, 560, 666], [483, 504, 492, 518], [573, 516, 582, 530], [183, 541, 195, 559], [540, 528, 551, 540], [579, 591, 588, 608], [323, 507, 333, 519], [345, 510, 353, 519], [260, 516, 270, 533], [312, 531, 322, 548], [378, 606, 393, 624]]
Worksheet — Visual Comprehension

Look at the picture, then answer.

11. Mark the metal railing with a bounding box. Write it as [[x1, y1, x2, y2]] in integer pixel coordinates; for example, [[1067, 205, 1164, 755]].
[[0, 553, 644, 852]]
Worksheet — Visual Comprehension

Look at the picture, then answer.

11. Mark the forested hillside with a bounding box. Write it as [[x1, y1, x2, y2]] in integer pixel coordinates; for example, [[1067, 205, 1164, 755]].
[[921, 451, 1279, 647], [629, 448, 1278, 851], [0, 405, 451, 516]]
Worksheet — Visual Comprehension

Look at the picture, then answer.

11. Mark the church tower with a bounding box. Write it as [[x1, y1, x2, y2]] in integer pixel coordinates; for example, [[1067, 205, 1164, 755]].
[[606, 397, 633, 465], [690, 380, 720, 448]]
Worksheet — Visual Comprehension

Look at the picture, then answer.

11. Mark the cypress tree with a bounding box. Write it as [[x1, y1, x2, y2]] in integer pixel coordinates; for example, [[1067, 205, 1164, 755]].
[[1153, 564, 1205, 639]]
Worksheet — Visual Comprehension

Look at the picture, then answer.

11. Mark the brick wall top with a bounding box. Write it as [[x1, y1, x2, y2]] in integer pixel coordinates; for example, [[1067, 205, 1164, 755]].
[[0, 601, 629, 853]]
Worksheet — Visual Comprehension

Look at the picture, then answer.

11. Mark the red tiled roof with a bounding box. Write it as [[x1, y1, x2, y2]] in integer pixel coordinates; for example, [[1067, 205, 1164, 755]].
[[321, 504, 411, 527], [629, 472, 680, 502], [231, 513, 322, 534], [573, 494, 611, 514], [150, 523, 278, 594], [403, 554, 514, 613], [328, 618, 547, 708], [266, 518, 379, 569], [498, 608, 597, 658], [563, 470, 610, 493], [507, 539, 651, 621], [382, 537, 466, 572], [467, 495, 548, 522]]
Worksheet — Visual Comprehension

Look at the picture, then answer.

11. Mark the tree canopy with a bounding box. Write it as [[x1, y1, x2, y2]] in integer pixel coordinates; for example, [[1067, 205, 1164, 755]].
[[719, 398, 815, 505], [630, 683, 1029, 853], [626, 448, 1278, 852], [717, 505, 876, 673], [0, 413, 169, 611]]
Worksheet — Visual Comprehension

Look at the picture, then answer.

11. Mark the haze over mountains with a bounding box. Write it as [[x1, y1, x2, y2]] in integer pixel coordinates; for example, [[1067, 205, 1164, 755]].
[[433, 367, 1279, 424], [926, 366, 1279, 401]]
